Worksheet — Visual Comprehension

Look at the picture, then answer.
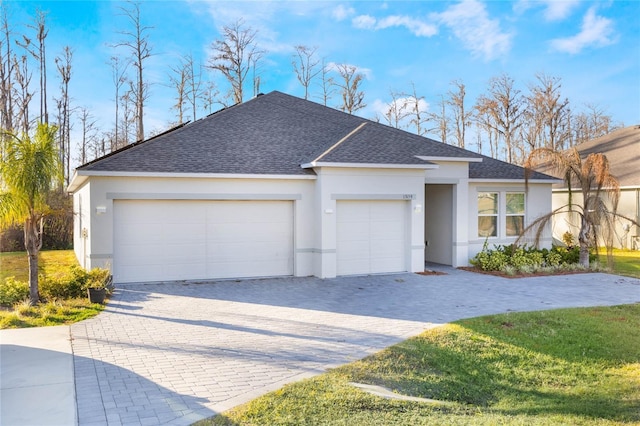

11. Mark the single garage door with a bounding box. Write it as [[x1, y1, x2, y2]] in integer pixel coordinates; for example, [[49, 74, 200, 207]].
[[336, 200, 408, 275], [113, 200, 293, 283]]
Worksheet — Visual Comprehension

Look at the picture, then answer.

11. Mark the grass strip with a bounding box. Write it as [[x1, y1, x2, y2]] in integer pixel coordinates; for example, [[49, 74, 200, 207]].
[[199, 304, 640, 426]]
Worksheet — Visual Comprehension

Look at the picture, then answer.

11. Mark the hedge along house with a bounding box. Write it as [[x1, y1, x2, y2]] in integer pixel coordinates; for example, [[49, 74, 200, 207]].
[[67, 91, 557, 284]]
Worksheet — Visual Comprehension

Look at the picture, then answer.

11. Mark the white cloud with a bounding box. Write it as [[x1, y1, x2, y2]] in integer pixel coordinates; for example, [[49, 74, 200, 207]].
[[332, 4, 355, 21], [378, 16, 438, 37], [542, 0, 581, 21], [514, 0, 580, 21], [551, 7, 615, 54], [352, 14, 437, 37], [432, 0, 512, 61], [352, 14, 376, 30]]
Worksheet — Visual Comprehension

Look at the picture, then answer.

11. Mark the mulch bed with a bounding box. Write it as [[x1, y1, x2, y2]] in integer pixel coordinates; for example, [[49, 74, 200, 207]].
[[458, 266, 592, 279], [416, 270, 448, 276]]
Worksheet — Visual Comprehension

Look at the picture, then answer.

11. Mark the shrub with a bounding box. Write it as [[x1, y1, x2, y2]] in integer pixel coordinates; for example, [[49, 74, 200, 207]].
[[2, 266, 111, 305], [471, 247, 509, 271], [0, 277, 29, 307], [40, 265, 111, 301], [562, 231, 575, 248], [470, 243, 590, 273], [545, 251, 562, 267]]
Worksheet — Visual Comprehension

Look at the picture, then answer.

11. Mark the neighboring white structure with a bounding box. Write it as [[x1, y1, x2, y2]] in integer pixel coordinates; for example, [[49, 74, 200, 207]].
[[550, 125, 640, 249], [68, 92, 557, 284]]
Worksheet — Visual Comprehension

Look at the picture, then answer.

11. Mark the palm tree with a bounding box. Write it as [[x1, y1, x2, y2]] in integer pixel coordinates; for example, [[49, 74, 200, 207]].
[[523, 147, 637, 268], [0, 123, 61, 305]]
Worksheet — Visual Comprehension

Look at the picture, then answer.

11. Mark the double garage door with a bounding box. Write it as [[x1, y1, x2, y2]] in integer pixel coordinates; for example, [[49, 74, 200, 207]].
[[113, 200, 293, 283]]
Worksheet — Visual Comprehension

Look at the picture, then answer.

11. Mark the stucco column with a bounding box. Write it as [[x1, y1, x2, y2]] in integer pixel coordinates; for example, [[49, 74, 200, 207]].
[[452, 179, 470, 267]]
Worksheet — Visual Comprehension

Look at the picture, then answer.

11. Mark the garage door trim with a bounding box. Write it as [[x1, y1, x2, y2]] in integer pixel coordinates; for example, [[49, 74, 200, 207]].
[[107, 192, 302, 200]]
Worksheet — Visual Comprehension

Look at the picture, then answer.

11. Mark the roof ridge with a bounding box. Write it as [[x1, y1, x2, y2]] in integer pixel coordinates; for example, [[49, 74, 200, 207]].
[[312, 122, 368, 163]]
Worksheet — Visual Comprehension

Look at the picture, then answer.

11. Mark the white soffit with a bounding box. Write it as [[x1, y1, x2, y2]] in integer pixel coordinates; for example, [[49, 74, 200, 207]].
[[415, 155, 483, 163]]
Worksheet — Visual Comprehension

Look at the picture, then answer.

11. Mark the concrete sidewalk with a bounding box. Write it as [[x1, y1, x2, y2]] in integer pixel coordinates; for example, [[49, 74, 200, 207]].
[[0, 325, 76, 426]]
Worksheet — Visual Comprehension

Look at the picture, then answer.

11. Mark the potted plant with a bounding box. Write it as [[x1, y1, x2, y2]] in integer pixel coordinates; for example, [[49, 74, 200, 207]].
[[87, 286, 107, 304], [86, 269, 113, 304]]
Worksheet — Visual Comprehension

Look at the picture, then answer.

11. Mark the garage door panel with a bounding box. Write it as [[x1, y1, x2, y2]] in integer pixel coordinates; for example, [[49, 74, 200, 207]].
[[118, 223, 164, 243], [114, 200, 293, 283], [117, 244, 164, 262], [337, 200, 407, 276]]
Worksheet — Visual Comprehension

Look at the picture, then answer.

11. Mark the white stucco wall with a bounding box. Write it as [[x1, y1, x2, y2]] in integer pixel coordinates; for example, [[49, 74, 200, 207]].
[[72, 167, 427, 280], [72, 167, 555, 280], [312, 167, 427, 278], [467, 182, 553, 261], [73, 174, 317, 275], [72, 180, 92, 269]]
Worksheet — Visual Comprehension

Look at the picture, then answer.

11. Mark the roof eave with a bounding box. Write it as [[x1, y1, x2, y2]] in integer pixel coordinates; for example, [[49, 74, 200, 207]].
[[415, 155, 483, 163], [301, 161, 439, 170], [67, 171, 88, 194], [469, 178, 563, 184], [68, 170, 317, 183]]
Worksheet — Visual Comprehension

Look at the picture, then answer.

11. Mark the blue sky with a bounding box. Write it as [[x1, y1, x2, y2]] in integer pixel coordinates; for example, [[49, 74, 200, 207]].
[[6, 0, 640, 162]]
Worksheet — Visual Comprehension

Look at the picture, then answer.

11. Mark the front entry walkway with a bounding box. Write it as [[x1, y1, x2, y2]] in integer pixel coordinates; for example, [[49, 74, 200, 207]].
[[71, 268, 640, 425]]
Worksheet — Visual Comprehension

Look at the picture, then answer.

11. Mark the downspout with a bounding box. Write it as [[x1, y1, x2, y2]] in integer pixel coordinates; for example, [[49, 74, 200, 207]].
[[636, 188, 639, 236]]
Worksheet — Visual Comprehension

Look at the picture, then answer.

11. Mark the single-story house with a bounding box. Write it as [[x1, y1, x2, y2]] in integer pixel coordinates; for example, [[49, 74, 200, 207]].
[[68, 91, 557, 284], [549, 125, 640, 249]]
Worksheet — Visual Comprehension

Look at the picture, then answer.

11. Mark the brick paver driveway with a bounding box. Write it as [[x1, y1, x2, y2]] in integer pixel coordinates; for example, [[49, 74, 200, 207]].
[[71, 267, 640, 425]]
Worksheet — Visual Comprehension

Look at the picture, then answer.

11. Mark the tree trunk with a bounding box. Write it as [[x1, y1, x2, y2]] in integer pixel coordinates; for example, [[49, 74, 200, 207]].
[[578, 216, 591, 268], [24, 217, 40, 305]]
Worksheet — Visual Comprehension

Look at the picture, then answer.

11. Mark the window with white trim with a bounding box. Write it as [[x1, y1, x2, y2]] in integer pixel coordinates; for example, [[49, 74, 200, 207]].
[[478, 192, 498, 237], [506, 193, 525, 237]]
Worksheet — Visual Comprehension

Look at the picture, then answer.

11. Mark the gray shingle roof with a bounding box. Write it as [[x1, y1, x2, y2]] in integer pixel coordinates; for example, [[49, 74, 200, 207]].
[[470, 155, 553, 180], [570, 125, 640, 187], [78, 91, 555, 181]]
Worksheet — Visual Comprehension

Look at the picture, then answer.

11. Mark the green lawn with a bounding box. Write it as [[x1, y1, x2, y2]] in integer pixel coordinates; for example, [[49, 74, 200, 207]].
[[0, 249, 78, 281], [607, 248, 640, 279], [200, 304, 640, 425]]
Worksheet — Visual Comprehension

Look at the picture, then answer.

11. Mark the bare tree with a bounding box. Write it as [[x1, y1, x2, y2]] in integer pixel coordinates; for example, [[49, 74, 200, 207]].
[[318, 57, 335, 107], [404, 82, 430, 136], [0, 3, 14, 133], [109, 56, 127, 151], [380, 89, 409, 128], [475, 74, 524, 164], [292, 45, 321, 100], [168, 60, 187, 124], [12, 55, 33, 134], [333, 63, 366, 114], [54, 46, 72, 187], [447, 80, 473, 149], [208, 19, 264, 105], [116, 1, 152, 142], [118, 82, 135, 148], [430, 95, 449, 144], [524, 73, 571, 152], [200, 80, 221, 114], [77, 107, 97, 164], [16, 9, 48, 124], [571, 103, 616, 146], [475, 106, 498, 157], [183, 53, 203, 121]]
